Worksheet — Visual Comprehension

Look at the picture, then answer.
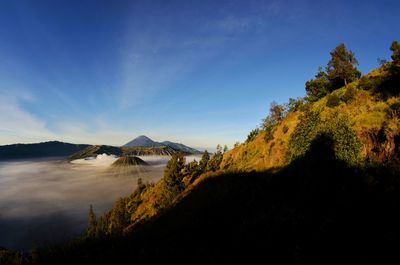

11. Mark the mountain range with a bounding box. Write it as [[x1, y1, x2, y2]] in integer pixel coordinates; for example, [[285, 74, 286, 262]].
[[0, 136, 200, 161], [0, 141, 90, 160], [124, 135, 201, 154]]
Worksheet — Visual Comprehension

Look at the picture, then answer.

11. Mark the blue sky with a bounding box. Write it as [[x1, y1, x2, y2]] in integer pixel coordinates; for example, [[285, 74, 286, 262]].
[[0, 0, 399, 149]]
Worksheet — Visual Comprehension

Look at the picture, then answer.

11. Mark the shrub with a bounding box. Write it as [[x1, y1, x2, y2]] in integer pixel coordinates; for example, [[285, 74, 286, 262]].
[[268, 141, 275, 155], [341, 84, 357, 103], [207, 145, 223, 171], [282, 125, 289, 134], [246, 128, 259, 143], [326, 93, 341, 108], [357, 75, 384, 90], [285, 97, 305, 112], [287, 110, 321, 160], [389, 101, 400, 117], [323, 114, 362, 164], [305, 68, 330, 101], [264, 125, 275, 142], [287, 111, 361, 164]]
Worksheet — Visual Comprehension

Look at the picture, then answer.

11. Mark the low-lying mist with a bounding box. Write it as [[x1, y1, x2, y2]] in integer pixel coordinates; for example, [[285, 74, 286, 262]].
[[0, 155, 176, 250]]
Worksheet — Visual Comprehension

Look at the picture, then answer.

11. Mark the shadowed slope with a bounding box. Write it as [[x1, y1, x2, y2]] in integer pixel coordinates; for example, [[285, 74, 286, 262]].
[[34, 134, 400, 265]]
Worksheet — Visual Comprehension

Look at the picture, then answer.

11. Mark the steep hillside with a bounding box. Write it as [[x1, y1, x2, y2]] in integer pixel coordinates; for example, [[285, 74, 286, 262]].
[[0, 141, 89, 160], [221, 68, 400, 171]]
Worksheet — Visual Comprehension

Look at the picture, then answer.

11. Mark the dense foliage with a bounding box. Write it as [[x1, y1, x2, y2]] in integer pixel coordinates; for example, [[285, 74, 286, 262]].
[[327, 43, 361, 88], [306, 43, 360, 100], [326, 93, 341, 107], [305, 67, 330, 100], [288, 110, 361, 164]]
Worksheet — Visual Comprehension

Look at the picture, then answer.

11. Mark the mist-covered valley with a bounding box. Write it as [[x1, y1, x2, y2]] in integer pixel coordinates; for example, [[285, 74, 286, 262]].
[[0, 155, 186, 250]]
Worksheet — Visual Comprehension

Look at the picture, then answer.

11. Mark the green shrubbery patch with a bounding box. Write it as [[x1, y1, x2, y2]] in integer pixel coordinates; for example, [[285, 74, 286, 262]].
[[287, 110, 362, 164], [341, 84, 357, 103], [357, 75, 384, 90], [326, 93, 341, 107]]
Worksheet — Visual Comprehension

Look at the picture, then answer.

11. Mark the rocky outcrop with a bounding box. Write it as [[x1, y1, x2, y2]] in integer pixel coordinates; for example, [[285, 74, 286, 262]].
[[360, 124, 400, 162]]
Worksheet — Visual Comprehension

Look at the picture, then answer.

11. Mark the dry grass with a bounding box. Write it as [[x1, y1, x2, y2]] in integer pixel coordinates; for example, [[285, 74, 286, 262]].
[[221, 69, 400, 172]]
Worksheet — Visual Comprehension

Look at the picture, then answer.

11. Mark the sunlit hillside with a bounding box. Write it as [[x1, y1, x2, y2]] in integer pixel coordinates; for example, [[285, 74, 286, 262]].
[[222, 65, 400, 171]]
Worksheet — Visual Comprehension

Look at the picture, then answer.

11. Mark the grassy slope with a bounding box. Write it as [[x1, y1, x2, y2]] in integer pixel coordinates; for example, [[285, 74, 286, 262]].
[[221, 67, 400, 171]]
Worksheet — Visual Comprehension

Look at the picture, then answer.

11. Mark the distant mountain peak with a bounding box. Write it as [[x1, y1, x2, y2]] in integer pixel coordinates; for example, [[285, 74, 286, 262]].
[[123, 135, 163, 148], [123, 135, 201, 154]]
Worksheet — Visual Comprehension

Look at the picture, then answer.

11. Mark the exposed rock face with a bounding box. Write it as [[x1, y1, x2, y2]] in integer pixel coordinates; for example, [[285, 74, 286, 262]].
[[361, 125, 400, 162], [111, 156, 148, 167]]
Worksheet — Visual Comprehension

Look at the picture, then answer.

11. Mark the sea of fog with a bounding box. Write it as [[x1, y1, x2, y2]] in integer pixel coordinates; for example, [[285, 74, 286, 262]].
[[0, 154, 201, 250]]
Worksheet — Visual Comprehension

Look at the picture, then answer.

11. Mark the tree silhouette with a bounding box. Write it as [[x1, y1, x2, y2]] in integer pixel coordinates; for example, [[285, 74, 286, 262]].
[[327, 43, 361, 88]]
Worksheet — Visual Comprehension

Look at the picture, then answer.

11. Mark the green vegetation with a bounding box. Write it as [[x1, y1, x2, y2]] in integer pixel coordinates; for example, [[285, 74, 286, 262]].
[[246, 128, 259, 143], [306, 43, 360, 101], [327, 43, 361, 88], [326, 93, 341, 107], [341, 84, 357, 103], [262, 101, 286, 142], [287, 110, 321, 160], [2, 41, 400, 265], [305, 67, 330, 100], [357, 41, 400, 97]]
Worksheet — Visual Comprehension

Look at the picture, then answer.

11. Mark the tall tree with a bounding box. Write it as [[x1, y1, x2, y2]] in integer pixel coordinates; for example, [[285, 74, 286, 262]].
[[327, 43, 361, 88], [207, 145, 224, 172], [305, 67, 330, 100], [199, 150, 210, 172], [390, 40, 400, 75], [164, 153, 186, 190], [87, 204, 97, 236]]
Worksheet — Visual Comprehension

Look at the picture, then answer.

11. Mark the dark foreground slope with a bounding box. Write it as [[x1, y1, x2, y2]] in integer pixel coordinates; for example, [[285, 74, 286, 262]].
[[18, 135, 400, 265], [0, 141, 89, 160]]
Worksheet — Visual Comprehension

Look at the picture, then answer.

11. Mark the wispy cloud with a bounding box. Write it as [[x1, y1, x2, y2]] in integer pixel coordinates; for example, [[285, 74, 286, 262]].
[[0, 90, 128, 145], [0, 91, 57, 144]]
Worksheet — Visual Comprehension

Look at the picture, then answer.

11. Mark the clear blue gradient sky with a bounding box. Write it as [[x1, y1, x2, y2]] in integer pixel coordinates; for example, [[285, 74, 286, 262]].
[[0, 0, 399, 149]]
